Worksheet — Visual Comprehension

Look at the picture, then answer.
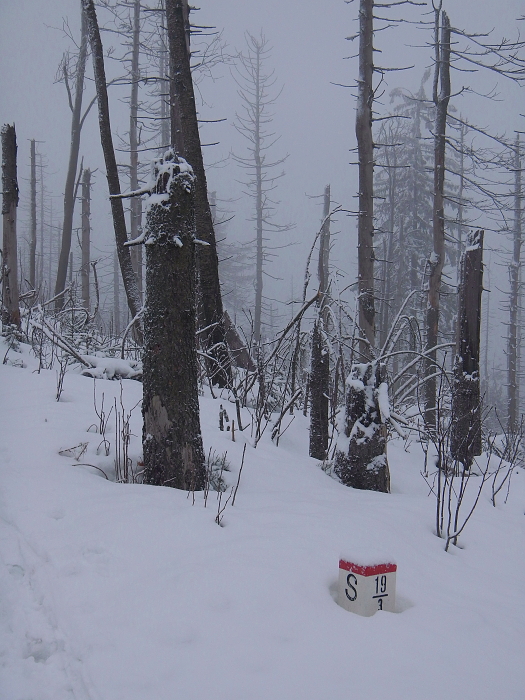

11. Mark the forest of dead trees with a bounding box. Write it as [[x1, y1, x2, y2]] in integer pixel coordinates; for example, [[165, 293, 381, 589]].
[[2, 0, 525, 512]]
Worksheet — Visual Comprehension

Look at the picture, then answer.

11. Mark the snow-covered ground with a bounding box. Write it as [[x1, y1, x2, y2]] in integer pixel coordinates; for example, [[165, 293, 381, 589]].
[[1, 339, 524, 700]]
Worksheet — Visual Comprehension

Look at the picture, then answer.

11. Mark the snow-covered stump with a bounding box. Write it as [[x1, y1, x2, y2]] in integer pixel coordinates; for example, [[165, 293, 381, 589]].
[[338, 557, 397, 616], [142, 151, 206, 490], [450, 229, 484, 468], [334, 362, 390, 492]]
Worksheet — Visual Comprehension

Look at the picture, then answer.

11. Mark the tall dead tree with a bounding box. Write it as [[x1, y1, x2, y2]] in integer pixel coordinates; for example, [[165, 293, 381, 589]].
[[356, 0, 375, 357], [29, 139, 37, 291], [141, 152, 206, 490], [82, 0, 143, 336], [233, 32, 290, 346], [129, 0, 143, 298], [507, 135, 522, 433], [1, 124, 20, 328], [81, 168, 91, 311], [309, 185, 331, 460], [165, 0, 230, 386], [450, 229, 484, 467], [425, 5, 451, 429], [55, 3, 88, 308], [334, 0, 390, 492]]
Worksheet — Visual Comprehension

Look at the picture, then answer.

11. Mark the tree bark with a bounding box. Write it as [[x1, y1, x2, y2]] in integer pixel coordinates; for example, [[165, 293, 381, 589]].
[[81, 168, 91, 311], [29, 139, 37, 291], [425, 9, 451, 429], [309, 185, 331, 460], [142, 152, 205, 490], [1, 124, 20, 328], [507, 136, 521, 433], [165, 0, 230, 386], [356, 0, 375, 358], [82, 0, 143, 338], [55, 3, 88, 309], [450, 230, 484, 467], [129, 0, 143, 299]]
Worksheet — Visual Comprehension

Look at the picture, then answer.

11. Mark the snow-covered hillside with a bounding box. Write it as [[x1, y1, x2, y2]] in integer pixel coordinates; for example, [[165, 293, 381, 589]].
[[1, 339, 524, 700]]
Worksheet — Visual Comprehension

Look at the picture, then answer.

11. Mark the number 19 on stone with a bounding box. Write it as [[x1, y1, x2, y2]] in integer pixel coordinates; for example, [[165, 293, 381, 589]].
[[337, 559, 397, 616]]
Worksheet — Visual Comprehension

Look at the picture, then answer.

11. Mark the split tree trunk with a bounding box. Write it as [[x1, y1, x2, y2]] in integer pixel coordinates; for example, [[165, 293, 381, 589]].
[[450, 230, 484, 467], [82, 0, 143, 337], [81, 168, 91, 311], [309, 185, 331, 460], [1, 124, 20, 328], [165, 0, 230, 386], [142, 152, 205, 490], [425, 9, 451, 429], [55, 4, 88, 309]]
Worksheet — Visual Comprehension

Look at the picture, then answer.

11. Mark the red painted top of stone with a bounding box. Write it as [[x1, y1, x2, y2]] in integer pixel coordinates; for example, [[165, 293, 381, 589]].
[[339, 560, 397, 576]]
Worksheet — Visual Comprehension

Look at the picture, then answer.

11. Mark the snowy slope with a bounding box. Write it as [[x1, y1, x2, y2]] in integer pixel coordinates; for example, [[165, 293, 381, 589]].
[[1, 340, 524, 700]]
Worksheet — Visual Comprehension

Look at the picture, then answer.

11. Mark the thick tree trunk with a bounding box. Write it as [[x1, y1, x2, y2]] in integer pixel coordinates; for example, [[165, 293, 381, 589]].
[[165, 0, 230, 386], [425, 9, 451, 429], [55, 4, 88, 309], [29, 139, 37, 291], [129, 0, 143, 299], [142, 152, 205, 490], [81, 168, 91, 311], [507, 136, 522, 433], [1, 124, 20, 328], [450, 230, 484, 467], [309, 185, 331, 460], [82, 0, 143, 338], [356, 0, 375, 358]]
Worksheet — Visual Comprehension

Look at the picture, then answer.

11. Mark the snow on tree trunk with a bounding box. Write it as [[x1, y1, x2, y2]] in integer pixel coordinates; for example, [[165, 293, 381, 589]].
[[451, 230, 484, 467], [165, 0, 230, 387], [334, 362, 390, 492], [142, 151, 205, 490], [1, 124, 20, 329]]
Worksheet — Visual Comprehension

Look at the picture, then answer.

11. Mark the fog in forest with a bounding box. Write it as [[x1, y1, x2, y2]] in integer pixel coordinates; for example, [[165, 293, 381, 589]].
[[1, 0, 524, 415]]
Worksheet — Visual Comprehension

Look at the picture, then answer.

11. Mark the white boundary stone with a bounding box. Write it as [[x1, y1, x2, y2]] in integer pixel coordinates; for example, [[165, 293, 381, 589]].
[[337, 559, 397, 616]]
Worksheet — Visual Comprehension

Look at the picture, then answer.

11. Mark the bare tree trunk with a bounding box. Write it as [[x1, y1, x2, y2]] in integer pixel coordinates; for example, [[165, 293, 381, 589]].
[[425, 8, 451, 429], [253, 42, 264, 345], [82, 0, 143, 338], [356, 0, 375, 358], [29, 139, 37, 291], [309, 185, 331, 460], [81, 168, 91, 311], [55, 4, 88, 309], [165, 0, 230, 386], [129, 0, 143, 299], [142, 152, 205, 490], [114, 250, 120, 336], [334, 0, 390, 492], [451, 230, 484, 467], [1, 124, 20, 328], [39, 154, 44, 289], [508, 135, 522, 432]]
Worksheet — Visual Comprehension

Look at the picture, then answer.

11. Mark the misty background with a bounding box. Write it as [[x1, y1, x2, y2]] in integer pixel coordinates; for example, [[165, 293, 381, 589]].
[[1, 0, 523, 397]]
